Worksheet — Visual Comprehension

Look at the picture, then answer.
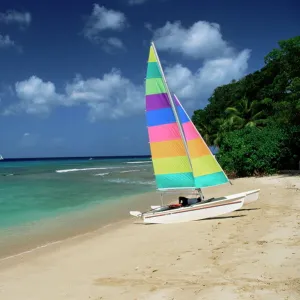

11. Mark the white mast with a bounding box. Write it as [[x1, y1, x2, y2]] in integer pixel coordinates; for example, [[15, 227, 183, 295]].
[[151, 42, 193, 171]]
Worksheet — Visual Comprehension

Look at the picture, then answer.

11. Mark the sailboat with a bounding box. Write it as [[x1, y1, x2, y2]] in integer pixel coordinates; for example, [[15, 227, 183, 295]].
[[149, 94, 260, 209], [0, 154, 3, 161], [129, 42, 260, 224]]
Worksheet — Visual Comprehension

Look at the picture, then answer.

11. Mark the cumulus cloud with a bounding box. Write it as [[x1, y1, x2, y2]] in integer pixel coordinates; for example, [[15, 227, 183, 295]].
[[4, 70, 143, 121], [149, 20, 251, 107], [0, 10, 31, 28], [66, 70, 143, 120], [83, 4, 127, 51], [3, 19, 251, 120], [165, 50, 250, 107], [13, 76, 66, 114], [152, 21, 234, 59], [0, 10, 31, 51], [0, 34, 15, 48]]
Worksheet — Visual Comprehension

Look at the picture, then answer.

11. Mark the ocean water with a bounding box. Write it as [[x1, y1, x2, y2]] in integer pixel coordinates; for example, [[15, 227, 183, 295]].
[[0, 157, 156, 257]]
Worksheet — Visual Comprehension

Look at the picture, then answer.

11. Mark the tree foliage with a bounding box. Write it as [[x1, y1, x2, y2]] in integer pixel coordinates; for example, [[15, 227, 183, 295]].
[[216, 125, 299, 177], [191, 36, 300, 176]]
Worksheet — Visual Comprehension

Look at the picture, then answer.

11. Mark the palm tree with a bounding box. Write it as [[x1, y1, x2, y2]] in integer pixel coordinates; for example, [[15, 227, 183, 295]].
[[223, 97, 267, 130]]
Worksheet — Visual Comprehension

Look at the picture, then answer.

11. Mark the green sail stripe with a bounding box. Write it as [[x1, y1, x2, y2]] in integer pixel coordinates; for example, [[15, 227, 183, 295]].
[[146, 62, 162, 79], [146, 78, 167, 95]]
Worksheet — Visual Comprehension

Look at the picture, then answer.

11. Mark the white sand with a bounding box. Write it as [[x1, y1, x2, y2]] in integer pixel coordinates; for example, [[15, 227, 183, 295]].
[[0, 174, 299, 299]]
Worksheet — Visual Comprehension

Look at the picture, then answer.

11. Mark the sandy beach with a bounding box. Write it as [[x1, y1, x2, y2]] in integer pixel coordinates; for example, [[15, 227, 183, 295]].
[[0, 174, 299, 299]]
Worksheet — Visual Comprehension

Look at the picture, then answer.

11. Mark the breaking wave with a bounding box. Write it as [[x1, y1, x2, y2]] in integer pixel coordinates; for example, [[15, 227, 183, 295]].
[[94, 172, 110, 176], [125, 161, 151, 164], [56, 167, 109, 173], [106, 178, 155, 185], [120, 170, 140, 173]]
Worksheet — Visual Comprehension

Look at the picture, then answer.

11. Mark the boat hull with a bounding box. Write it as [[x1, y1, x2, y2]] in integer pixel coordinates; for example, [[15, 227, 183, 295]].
[[149, 189, 260, 210], [140, 194, 245, 224]]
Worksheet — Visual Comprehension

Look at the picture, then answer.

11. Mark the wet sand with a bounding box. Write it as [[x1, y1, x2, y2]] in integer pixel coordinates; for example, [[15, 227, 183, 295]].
[[0, 174, 299, 299]]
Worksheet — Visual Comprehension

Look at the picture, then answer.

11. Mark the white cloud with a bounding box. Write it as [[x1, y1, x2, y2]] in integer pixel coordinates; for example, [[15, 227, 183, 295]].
[[0, 10, 31, 27], [65, 70, 143, 120], [4, 76, 66, 115], [4, 70, 143, 121], [83, 4, 127, 50], [3, 19, 251, 120], [101, 37, 125, 53], [128, 0, 148, 5], [0, 34, 15, 48], [165, 50, 250, 107], [149, 20, 251, 107], [106, 37, 124, 48], [152, 21, 234, 59]]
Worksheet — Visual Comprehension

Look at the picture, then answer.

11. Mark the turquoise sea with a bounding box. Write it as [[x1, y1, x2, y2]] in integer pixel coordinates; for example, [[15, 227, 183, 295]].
[[0, 157, 155, 257]]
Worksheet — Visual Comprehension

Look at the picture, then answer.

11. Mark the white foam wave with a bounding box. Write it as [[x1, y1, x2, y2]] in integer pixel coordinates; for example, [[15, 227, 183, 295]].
[[120, 170, 140, 173], [94, 172, 109, 176], [126, 161, 151, 164], [56, 167, 108, 173], [106, 178, 155, 185]]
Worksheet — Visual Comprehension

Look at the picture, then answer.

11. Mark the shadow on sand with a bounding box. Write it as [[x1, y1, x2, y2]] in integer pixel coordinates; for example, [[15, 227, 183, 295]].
[[133, 214, 247, 225], [198, 214, 246, 221], [236, 207, 260, 212]]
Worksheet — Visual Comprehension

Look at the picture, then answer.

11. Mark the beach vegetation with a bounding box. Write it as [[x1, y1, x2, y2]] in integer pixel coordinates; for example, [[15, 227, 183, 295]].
[[192, 36, 300, 176]]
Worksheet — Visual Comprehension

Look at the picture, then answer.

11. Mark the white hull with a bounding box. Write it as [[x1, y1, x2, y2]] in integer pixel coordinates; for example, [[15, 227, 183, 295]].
[[130, 193, 245, 224], [150, 189, 260, 210]]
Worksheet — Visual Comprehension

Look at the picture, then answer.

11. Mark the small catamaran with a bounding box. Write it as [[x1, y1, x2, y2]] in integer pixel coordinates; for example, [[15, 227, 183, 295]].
[[129, 42, 260, 224]]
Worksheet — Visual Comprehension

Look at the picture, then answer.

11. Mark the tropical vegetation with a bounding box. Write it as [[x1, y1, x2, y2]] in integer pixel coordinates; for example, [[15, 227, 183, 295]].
[[192, 36, 300, 176]]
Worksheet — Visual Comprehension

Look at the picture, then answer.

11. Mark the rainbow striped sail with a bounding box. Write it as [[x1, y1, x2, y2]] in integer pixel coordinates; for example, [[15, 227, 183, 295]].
[[174, 94, 229, 188], [145, 42, 229, 190], [145, 44, 195, 190]]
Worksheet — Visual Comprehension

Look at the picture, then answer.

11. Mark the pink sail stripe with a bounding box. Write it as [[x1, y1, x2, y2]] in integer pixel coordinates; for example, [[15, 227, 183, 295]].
[[148, 123, 181, 142], [182, 121, 199, 140]]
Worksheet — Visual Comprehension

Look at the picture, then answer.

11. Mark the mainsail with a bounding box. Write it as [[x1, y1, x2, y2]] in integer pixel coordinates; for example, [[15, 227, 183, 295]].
[[145, 42, 229, 190], [173, 94, 230, 188], [145, 43, 195, 190]]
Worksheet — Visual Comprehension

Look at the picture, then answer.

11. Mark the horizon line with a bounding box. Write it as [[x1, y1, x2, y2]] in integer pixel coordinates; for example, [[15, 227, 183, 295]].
[[0, 155, 152, 161]]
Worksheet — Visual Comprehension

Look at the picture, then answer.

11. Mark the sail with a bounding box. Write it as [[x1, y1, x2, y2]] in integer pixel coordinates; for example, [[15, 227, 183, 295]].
[[173, 94, 229, 188], [145, 44, 195, 190]]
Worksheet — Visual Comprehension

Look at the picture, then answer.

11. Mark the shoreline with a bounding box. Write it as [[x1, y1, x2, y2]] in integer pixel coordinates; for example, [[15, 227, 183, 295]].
[[0, 189, 180, 260], [0, 174, 299, 299]]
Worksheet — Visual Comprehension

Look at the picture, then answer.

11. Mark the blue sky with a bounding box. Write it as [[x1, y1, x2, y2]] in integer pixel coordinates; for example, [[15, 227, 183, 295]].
[[0, 0, 299, 158]]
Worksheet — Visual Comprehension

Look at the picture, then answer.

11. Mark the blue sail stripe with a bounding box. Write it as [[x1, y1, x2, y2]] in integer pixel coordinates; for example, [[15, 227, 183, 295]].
[[146, 107, 176, 127]]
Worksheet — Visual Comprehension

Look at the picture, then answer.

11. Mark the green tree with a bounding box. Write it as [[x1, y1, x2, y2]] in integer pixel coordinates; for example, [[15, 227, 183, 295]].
[[223, 97, 267, 130], [191, 35, 300, 175], [216, 126, 297, 177]]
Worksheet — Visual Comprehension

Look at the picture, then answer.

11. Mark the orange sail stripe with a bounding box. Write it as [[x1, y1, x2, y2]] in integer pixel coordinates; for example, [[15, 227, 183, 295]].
[[150, 139, 186, 159], [187, 138, 211, 159]]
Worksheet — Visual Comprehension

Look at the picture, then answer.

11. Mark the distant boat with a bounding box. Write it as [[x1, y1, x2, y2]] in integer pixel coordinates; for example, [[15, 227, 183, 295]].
[[0, 154, 3, 160], [129, 42, 260, 224]]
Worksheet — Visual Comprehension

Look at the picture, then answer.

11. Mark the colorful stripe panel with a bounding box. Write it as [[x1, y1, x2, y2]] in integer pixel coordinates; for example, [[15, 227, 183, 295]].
[[155, 173, 195, 189], [145, 45, 194, 189], [174, 95, 229, 188]]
